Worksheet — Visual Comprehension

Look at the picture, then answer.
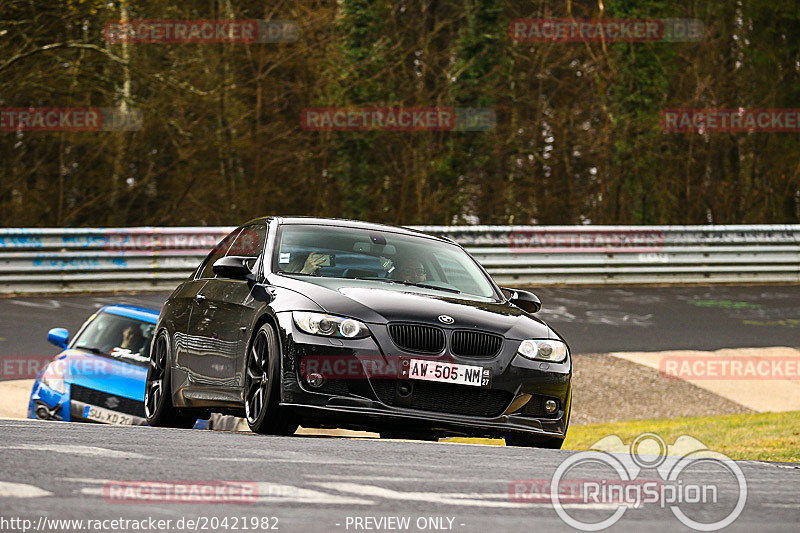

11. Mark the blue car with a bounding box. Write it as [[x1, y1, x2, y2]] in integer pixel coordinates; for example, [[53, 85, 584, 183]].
[[29, 304, 209, 428]]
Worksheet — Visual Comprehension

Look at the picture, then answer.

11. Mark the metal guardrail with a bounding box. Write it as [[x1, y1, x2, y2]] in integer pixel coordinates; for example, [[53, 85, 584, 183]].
[[1, 225, 798, 293]]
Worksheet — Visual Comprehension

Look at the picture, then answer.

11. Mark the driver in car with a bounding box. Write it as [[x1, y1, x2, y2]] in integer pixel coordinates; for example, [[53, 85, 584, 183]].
[[119, 325, 144, 352], [391, 257, 427, 283], [286, 252, 328, 275]]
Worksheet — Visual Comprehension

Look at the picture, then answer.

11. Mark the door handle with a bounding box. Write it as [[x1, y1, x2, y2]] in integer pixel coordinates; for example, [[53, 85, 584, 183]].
[[194, 293, 206, 302]]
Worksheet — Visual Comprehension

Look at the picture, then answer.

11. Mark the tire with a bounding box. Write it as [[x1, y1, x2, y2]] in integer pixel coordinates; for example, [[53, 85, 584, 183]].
[[505, 433, 564, 449], [144, 332, 197, 428], [244, 323, 297, 435]]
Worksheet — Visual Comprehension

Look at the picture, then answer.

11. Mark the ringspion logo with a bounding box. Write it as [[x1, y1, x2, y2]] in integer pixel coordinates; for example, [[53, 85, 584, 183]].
[[532, 433, 747, 531], [103, 20, 298, 43]]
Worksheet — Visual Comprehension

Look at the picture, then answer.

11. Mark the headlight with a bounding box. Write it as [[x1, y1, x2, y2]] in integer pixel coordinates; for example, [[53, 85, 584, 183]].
[[517, 339, 568, 363], [41, 360, 66, 393], [293, 312, 370, 339]]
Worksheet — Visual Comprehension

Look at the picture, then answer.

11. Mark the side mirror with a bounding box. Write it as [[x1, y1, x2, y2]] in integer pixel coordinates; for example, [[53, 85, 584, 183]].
[[47, 328, 70, 349], [502, 288, 541, 313], [212, 255, 256, 281]]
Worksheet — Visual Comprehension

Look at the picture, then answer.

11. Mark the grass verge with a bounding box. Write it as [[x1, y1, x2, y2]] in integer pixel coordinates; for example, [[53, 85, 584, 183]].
[[444, 411, 800, 462], [562, 411, 800, 462]]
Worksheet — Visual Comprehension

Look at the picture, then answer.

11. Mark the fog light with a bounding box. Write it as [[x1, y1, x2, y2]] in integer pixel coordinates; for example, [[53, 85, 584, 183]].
[[306, 372, 325, 388], [544, 399, 558, 413]]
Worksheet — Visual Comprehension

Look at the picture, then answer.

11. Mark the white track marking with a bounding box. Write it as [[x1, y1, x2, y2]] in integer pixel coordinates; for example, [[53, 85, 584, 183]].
[[315, 482, 620, 509], [0, 481, 52, 498], [8, 299, 61, 308], [764, 503, 800, 508], [64, 477, 113, 484], [0, 444, 147, 459], [197, 456, 402, 467], [307, 474, 514, 484]]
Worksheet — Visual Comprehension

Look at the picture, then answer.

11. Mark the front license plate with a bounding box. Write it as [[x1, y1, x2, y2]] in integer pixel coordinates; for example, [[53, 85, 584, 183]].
[[82, 404, 134, 426], [406, 358, 490, 387]]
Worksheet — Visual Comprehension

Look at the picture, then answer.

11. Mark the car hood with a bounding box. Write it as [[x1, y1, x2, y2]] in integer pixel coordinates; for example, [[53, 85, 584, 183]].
[[59, 349, 146, 401], [271, 275, 554, 340]]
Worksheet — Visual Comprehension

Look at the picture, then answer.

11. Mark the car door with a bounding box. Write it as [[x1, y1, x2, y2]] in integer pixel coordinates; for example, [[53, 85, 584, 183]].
[[180, 228, 241, 387], [188, 223, 267, 391], [168, 278, 208, 373]]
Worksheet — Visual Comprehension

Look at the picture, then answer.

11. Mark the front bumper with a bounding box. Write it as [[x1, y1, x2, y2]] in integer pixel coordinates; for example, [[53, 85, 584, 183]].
[[69, 400, 148, 426], [29, 378, 148, 426], [29, 377, 68, 421], [275, 312, 572, 439]]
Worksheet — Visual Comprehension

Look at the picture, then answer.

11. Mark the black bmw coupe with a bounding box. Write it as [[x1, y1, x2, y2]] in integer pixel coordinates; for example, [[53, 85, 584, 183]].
[[145, 217, 572, 447]]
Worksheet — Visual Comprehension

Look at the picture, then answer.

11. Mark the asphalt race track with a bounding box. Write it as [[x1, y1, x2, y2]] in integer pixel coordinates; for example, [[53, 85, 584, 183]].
[[1, 419, 799, 532], [1, 286, 800, 532], [2, 285, 799, 356]]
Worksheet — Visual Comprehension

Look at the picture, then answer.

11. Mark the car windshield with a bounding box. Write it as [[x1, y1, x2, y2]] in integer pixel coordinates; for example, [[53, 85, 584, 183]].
[[274, 224, 497, 299], [71, 311, 154, 366]]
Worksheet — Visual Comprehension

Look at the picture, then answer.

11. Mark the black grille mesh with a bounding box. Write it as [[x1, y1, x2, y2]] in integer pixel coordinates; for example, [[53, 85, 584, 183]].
[[371, 380, 512, 418], [70, 384, 144, 418], [314, 379, 350, 396], [388, 324, 445, 354], [451, 330, 503, 358]]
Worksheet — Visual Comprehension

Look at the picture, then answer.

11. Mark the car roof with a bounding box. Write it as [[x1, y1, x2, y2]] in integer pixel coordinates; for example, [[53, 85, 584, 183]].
[[101, 304, 159, 324], [243, 216, 454, 244]]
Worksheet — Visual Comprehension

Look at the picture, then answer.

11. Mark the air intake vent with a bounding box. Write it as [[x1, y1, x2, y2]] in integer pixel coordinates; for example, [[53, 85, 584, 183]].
[[371, 380, 513, 418], [451, 330, 503, 358], [388, 324, 445, 354]]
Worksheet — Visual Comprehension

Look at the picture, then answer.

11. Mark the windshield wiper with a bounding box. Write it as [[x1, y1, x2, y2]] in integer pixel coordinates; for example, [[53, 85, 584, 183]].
[[400, 281, 460, 294], [349, 277, 460, 294], [75, 345, 148, 364], [349, 276, 398, 284], [76, 346, 108, 356]]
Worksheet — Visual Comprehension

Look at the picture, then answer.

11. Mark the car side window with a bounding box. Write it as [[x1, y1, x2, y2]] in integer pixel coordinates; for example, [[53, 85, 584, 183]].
[[197, 228, 242, 279], [226, 223, 266, 258]]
